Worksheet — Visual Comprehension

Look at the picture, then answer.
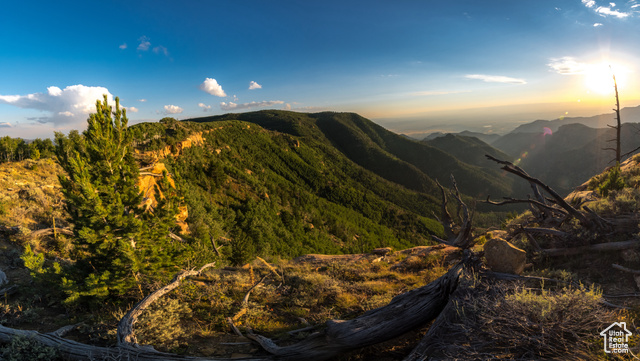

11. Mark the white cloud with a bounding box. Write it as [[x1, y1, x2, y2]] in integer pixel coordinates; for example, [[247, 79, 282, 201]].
[[0, 122, 12, 128], [594, 22, 604, 26], [138, 36, 151, 51], [220, 100, 284, 111], [164, 105, 183, 114], [119, 43, 127, 50], [153, 46, 169, 56], [127, 106, 139, 113], [581, 0, 634, 17], [464, 74, 527, 84], [198, 102, 212, 111], [200, 78, 227, 97], [138, 99, 147, 102], [595, 6, 630, 17], [547, 57, 588, 74], [0, 84, 114, 126], [284, 103, 292, 110], [249, 81, 262, 90]]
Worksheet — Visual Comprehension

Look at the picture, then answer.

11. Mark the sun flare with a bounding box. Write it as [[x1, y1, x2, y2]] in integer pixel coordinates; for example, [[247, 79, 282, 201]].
[[584, 63, 629, 95]]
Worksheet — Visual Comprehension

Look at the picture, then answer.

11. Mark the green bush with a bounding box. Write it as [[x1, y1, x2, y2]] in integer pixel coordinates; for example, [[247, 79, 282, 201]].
[[0, 335, 61, 361]]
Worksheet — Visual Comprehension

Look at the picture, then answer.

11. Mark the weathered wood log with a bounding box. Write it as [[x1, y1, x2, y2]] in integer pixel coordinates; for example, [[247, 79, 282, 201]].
[[402, 298, 456, 361], [245, 261, 464, 361], [542, 239, 640, 257], [30, 227, 74, 238], [0, 324, 272, 361]]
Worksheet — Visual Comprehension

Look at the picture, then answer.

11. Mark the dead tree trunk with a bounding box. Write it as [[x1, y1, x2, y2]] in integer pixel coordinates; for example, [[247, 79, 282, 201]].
[[432, 175, 474, 249], [246, 261, 463, 361], [0, 259, 464, 361]]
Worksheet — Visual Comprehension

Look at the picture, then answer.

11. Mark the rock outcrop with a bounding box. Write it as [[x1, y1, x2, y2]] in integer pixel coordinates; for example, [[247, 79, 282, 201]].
[[483, 232, 526, 275]]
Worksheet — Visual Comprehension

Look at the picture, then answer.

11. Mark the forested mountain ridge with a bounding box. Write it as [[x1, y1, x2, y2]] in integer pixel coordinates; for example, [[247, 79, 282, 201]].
[[190, 110, 515, 199], [125, 110, 516, 261], [130, 116, 443, 261]]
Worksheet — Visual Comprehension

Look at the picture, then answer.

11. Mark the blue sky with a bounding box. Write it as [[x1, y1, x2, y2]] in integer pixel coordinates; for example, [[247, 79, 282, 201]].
[[1, 0, 640, 138]]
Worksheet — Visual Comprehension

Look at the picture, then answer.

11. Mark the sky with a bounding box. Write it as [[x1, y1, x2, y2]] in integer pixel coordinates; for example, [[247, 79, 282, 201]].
[[1, 0, 640, 139]]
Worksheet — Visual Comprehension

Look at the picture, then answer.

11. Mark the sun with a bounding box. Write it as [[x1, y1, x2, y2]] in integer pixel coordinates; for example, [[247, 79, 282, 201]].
[[584, 63, 629, 95]]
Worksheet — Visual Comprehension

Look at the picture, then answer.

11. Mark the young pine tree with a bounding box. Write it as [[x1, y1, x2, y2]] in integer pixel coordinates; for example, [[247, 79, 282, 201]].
[[55, 95, 181, 304]]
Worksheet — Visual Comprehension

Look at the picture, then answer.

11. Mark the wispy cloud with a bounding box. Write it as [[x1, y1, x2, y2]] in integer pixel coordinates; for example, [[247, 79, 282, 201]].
[[593, 22, 604, 26], [164, 105, 183, 114], [465, 74, 527, 84], [153, 46, 169, 57], [0, 85, 114, 126], [220, 100, 284, 111], [119, 43, 127, 50], [198, 102, 212, 111], [547, 57, 588, 75], [137, 36, 151, 51], [408, 90, 471, 96], [0, 122, 11, 128], [126, 106, 139, 113], [200, 78, 227, 97], [138, 99, 147, 102], [582, 0, 596, 8], [249, 81, 262, 90]]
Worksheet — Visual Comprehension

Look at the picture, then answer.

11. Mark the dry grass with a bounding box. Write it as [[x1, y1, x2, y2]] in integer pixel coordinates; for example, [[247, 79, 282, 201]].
[[429, 277, 638, 360], [133, 252, 452, 355]]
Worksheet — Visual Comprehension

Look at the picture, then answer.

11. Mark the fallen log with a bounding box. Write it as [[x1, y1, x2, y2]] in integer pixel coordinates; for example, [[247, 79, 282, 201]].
[[542, 239, 640, 257], [245, 261, 463, 361], [0, 325, 272, 361], [30, 227, 74, 238]]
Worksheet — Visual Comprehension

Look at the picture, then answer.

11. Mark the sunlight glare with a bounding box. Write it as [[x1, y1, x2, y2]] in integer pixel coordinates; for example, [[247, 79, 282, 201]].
[[584, 63, 629, 95]]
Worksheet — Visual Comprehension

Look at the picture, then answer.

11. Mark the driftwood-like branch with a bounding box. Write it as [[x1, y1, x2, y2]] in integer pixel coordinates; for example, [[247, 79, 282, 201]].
[[542, 239, 640, 257], [483, 196, 567, 216], [245, 262, 464, 361], [484, 155, 546, 205], [515, 227, 570, 238], [433, 176, 474, 249], [0, 324, 271, 361], [485, 155, 591, 226], [612, 263, 640, 275], [435, 179, 456, 241], [117, 262, 216, 346], [31, 227, 74, 238]]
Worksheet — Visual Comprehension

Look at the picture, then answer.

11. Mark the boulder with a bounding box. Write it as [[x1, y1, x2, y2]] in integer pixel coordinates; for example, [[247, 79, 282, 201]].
[[483, 237, 526, 275]]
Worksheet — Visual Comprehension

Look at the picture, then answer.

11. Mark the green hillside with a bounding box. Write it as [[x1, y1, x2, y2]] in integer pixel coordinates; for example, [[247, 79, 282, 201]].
[[424, 133, 512, 170], [191, 110, 514, 198], [131, 117, 446, 261]]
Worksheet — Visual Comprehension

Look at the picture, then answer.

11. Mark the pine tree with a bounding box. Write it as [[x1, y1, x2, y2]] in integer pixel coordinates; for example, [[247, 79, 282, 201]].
[[55, 95, 180, 304]]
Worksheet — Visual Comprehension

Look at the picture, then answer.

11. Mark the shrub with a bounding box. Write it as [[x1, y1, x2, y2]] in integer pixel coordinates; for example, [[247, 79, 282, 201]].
[[0, 335, 61, 361], [137, 297, 192, 350]]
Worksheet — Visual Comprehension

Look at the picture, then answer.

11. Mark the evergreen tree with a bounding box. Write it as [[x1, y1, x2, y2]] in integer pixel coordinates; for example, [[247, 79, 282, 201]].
[[55, 95, 180, 304]]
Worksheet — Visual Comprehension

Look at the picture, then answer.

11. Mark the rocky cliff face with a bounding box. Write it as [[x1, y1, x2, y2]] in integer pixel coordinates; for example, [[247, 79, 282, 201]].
[[134, 129, 219, 235]]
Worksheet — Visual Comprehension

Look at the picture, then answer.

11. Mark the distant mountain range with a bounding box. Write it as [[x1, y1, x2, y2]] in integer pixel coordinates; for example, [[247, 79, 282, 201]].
[[422, 104, 640, 196]]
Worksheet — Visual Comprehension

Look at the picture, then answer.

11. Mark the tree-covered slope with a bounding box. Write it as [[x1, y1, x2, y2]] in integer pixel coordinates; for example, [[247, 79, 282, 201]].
[[131, 117, 445, 261], [424, 133, 512, 170], [191, 110, 514, 198]]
